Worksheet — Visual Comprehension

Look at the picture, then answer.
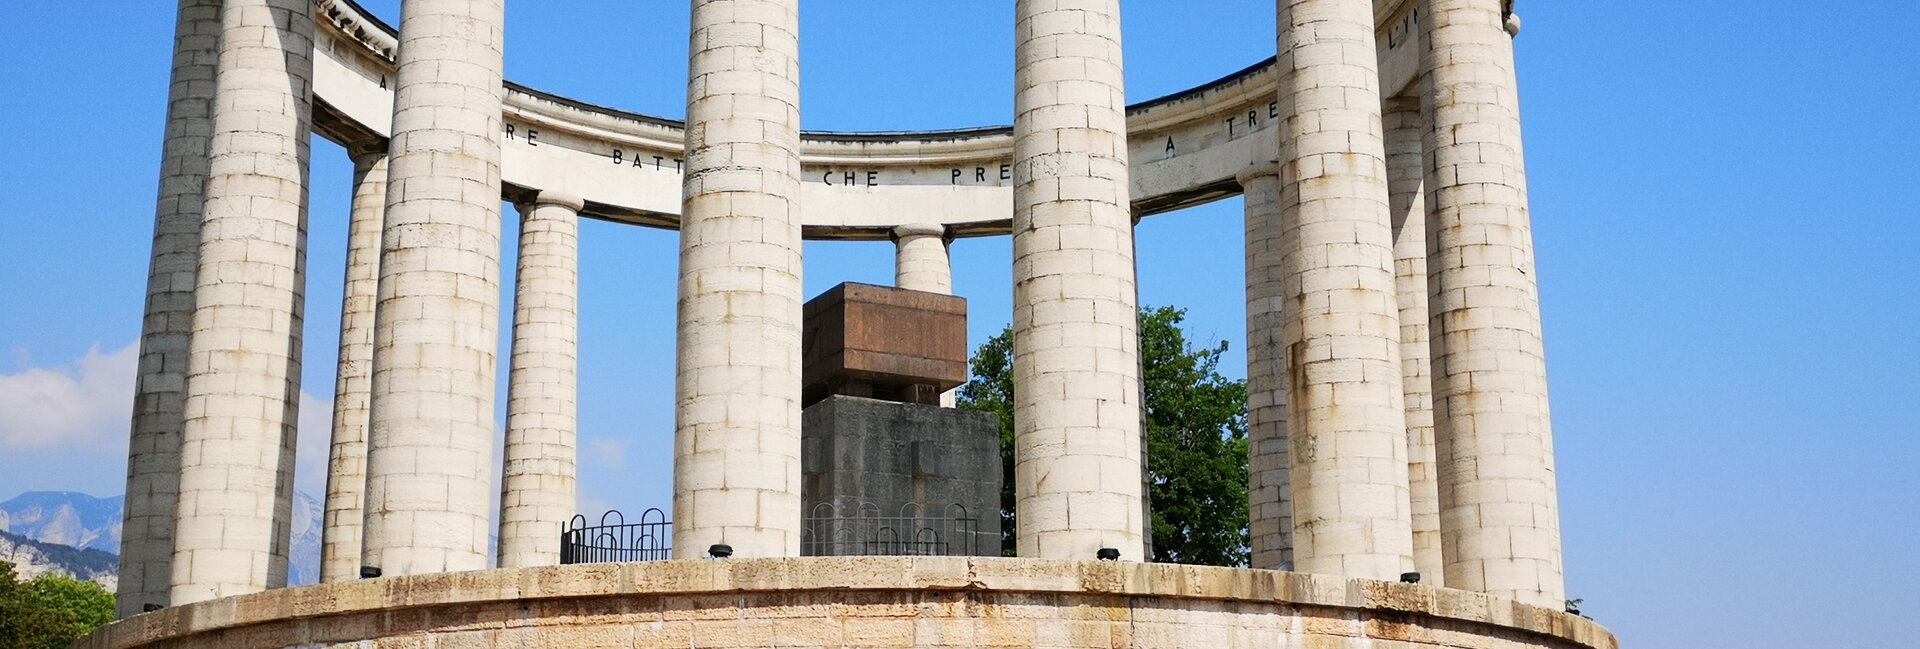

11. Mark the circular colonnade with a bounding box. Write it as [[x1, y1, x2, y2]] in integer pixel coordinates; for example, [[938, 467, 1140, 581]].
[[104, 0, 1608, 647]]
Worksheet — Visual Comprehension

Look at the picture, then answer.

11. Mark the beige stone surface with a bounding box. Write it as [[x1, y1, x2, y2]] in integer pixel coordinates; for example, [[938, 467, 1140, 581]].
[[81, 558, 1615, 649], [299, 3, 1398, 238], [170, 0, 314, 606], [1010, 0, 1146, 561], [497, 191, 583, 568], [320, 149, 385, 584], [1420, 0, 1565, 608], [891, 223, 957, 407], [1273, 0, 1414, 581], [363, 0, 508, 576], [892, 223, 952, 295], [1384, 97, 1444, 586], [1240, 165, 1292, 571], [118, 0, 220, 619], [674, 0, 807, 558]]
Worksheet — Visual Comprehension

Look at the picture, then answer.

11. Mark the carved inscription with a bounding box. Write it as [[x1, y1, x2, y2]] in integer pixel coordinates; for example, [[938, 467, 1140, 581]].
[[1386, 6, 1421, 50]]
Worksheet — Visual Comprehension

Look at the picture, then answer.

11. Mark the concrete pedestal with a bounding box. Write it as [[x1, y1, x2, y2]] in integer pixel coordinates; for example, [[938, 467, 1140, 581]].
[[800, 396, 1002, 558]]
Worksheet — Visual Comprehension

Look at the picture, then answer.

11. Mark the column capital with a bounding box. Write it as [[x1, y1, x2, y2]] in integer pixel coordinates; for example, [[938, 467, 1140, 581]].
[[527, 190, 585, 213], [890, 222, 945, 242], [346, 140, 387, 167], [1235, 162, 1281, 188]]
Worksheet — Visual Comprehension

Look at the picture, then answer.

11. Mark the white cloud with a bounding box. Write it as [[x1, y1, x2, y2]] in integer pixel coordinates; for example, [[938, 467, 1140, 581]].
[[0, 340, 338, 502], [0, 342, 137, 449], [586, 436, 627, 469], [294, 390, 334, 500]]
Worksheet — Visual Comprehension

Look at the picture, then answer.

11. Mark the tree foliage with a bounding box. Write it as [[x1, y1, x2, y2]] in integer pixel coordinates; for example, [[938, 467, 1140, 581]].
[[0, 561, 116, 649], [1138, 306, 1249, 566], [956, 327, 1016, 556], [958, 305, 1249, 566]]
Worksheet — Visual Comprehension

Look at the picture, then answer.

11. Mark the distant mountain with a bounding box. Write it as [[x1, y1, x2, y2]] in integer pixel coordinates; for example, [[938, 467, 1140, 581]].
[[0, 491, 123, 553], [0, 490, 324, 587], [0, 529, 118, 590], [287, 491, 321, 586]]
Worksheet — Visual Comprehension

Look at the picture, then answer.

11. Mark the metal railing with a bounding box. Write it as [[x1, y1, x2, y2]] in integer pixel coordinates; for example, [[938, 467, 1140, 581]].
[[802, 502, 979, 557], [558, 502, 982, 563], [560, 509, 671, 564]]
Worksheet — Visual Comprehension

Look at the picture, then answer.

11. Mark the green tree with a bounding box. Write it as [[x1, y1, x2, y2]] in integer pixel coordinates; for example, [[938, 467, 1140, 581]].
[[956, 327, 1016, 556], [0, 563, 28, 648], [0, 561, 116, 649], [958, 305, 1249, 566]]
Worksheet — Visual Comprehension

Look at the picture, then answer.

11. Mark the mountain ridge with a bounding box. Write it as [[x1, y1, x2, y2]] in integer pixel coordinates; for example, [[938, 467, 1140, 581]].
[[0, 490, 323, 587], [0, 529, 119, 589]]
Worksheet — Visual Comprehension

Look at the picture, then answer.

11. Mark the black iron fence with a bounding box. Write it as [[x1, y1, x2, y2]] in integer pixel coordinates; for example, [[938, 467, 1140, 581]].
[[558, 502, 981, 563], [559, 509, 671, 564], [801, 502, 979, 557]]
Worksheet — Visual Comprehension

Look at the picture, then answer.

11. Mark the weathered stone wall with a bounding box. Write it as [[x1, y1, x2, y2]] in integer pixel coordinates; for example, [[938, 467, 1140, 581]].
[[81, 558, 1614, 649], [800, 396, 1003, 556]]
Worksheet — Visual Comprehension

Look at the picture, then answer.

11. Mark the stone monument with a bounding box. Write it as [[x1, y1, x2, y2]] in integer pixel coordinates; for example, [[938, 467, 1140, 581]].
[[799, 283, 1001, 558], [90, 0, 1616, 647]]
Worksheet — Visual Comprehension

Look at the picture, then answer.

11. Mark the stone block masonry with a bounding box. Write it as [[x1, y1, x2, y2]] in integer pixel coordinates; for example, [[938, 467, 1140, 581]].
[[673, 0, 807, 559], [1241, 164, 1293, 571], [1010, 0, 1146, 562], [318, 148, 384, 584], [111, 0, 1590, 632], [1272, 0, 1415, 581], [117, 0, 220, 619], [1385, 97, 1445, 586], [170, 0, 314, 606], [497, 191, 583, 569], [78, 558, 1617, 649], [362, 0, 508, 577], [1422, 0, 1565, 608]]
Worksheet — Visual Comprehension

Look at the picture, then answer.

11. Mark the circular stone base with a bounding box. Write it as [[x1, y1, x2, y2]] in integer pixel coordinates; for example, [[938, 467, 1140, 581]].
[[84, 557, 1614, 649]]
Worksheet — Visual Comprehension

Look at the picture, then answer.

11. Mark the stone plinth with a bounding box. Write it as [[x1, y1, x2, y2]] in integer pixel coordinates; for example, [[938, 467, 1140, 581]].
[[800, 396, 1002, 557], [79, 558, 1616, 649], [802, 283, 968, 406]]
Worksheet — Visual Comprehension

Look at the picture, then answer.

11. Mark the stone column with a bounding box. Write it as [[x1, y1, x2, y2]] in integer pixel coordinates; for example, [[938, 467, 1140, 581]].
[[892, 223, 952, 294], [118, 0, 220, 618], [319, 148, 385, 584], [673, 0, 805, 559], [496, 192, 583, 569], [1239, 165, 1291, 571], [1273, 0, 1414, 581], [1011, 0, 1145, 561], [169, 0, 313, 606], [362, 0, 507, 576], [1421, 0, 1565, 607], [891, 222, 956, 407], [1384, 97, 1443, 585]]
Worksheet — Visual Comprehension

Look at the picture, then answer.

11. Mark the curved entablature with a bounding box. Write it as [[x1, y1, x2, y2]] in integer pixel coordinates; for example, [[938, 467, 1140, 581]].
[[313, 0, 1421, 239]]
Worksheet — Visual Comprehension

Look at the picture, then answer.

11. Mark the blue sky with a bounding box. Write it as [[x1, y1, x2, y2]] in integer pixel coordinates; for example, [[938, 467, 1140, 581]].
[[2, 1, 1916, 647]]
